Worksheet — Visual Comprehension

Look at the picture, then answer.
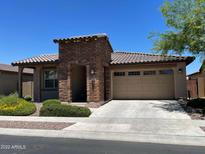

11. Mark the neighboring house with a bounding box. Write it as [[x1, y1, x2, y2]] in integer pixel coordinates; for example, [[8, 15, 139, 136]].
[[12, 34, 194, 103], [187, 61, 205, 98], [0, 63, 33, 97]]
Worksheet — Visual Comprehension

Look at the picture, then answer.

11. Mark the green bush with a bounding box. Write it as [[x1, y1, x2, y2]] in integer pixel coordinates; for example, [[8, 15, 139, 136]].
[[24, 96, 32, 101], [187, 98, 205, 109], [0, 95, 4, 99], [42, 99, 61, 106], [0, 95, 36, 116], [0, 94, 19, 106], [40, 103, 91, 117]]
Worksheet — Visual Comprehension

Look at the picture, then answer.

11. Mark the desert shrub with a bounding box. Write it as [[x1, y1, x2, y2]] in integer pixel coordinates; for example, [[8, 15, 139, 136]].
[[0, 94, 19, 106], [24, 96, 32, 101], [40, 103, 91, 117], [187, 98, 205, 109], [0, 95, 4, 99], [0, 95, 36, 116], [42, 99, 61, 107]]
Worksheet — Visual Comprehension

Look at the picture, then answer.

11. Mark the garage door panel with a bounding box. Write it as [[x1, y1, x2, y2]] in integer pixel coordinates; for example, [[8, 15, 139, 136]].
[[113, 71, 174, 99]]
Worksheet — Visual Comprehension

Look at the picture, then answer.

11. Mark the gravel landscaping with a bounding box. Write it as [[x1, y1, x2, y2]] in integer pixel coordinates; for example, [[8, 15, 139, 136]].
[[0, 121, 74, 130]]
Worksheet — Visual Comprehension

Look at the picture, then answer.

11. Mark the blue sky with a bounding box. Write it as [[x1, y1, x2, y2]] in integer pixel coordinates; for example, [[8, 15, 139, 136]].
[[0, 0, 201, 74]]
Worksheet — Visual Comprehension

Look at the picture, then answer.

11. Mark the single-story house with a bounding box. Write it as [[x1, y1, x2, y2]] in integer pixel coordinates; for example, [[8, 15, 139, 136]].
[[187, 61, 205, 98], [12, 34, 194, 103], [0, 63, 33, 96]]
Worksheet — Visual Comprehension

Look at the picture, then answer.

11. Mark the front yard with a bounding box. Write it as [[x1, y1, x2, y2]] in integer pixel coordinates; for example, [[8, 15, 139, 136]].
[[0, 95, 91, 117]]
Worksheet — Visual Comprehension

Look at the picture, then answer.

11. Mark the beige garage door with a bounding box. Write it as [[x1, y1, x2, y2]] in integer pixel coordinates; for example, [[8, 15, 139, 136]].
[[113, 70, 174, 99]]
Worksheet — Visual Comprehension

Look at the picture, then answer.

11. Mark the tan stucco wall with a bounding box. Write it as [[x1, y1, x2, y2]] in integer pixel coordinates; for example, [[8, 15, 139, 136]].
[[0, 71, 18, 95], [0, 70, 33, 96], [111, 62, 187, 99], [173, 62, 187, 98]]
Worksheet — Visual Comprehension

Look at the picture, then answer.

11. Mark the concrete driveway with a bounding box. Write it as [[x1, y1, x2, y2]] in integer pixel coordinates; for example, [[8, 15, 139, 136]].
[[65, 100, 205, 140], [91, 100, 190, 119]]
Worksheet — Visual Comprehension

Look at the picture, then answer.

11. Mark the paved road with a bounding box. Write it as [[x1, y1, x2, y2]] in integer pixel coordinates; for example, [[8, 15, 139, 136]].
[[0, 135, 204, 154]]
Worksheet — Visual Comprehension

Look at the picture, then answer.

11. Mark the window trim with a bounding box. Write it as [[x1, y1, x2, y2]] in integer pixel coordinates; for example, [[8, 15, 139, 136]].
[[143, 70, 156, 76], [128, 71, 141, 76], [43, 69, 58, 89], [113, 72, 125, 77], [159, 69, 174, 75]]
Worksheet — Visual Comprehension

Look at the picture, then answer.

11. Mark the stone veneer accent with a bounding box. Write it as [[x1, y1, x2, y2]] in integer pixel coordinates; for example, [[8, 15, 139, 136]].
[[57, 36, 112, 103]]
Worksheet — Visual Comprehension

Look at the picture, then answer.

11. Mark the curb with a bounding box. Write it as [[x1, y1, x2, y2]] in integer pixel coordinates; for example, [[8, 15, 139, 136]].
[[0, 128, 204, 147]]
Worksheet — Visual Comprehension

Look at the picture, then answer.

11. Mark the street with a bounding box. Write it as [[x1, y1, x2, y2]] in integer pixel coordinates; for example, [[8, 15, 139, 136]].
[[0, 135, 204, 154]]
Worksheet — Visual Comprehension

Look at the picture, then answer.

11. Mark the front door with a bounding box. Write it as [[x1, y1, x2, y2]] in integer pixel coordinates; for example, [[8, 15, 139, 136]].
[[71, 65, 87, 102]]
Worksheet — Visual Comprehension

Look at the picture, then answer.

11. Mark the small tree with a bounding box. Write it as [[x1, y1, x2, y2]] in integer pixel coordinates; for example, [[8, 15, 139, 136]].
[[149, 0, 205, 59]]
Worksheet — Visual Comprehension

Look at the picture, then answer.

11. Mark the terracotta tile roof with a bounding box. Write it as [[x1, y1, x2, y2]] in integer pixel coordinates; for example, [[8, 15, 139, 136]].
[[111, 51, 194, 65], [53, 33, 107, 43], [12, 54, 59, 65], [12, 52, 194, 66], [0, 63, 33, 74]]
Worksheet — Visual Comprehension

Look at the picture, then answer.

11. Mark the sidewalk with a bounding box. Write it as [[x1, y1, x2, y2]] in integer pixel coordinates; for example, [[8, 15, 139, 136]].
[[0, 116, 204, 146], [0, 127, 205, 146], [0, 116, 88, 123], [0, 116, 204, 127]]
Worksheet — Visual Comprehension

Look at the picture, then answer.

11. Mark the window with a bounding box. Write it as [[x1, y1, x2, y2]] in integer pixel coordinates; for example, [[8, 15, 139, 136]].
[[128, 71, 140, 76], [44, 70, 58, 89], [143, 70, 156, 75], [114, 72, 125, 76], [159, 69, 173, 75]]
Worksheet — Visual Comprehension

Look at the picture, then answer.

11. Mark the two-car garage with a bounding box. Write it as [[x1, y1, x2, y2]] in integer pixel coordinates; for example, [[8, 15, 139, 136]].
[[110, 52, 194, 100], [112, 69, 175, 99]]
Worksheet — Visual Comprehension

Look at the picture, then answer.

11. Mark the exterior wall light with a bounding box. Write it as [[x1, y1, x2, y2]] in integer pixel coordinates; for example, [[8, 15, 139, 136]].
[[91, 69, 95, 75], [178, 68, 183, 73]]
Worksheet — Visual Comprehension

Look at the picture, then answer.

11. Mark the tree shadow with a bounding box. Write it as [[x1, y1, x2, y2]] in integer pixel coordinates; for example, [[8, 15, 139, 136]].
[[151, 100, 186, 113]]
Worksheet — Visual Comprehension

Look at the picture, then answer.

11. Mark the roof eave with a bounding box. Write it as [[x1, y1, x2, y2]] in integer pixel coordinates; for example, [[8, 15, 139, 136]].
[[185, 56, 195, 65], [188, 72, 200, 77], [11, 60, 59, 67], [53, 34, 108, 44], [0, 69, 33, 74], [110, 59, 195, 65]]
